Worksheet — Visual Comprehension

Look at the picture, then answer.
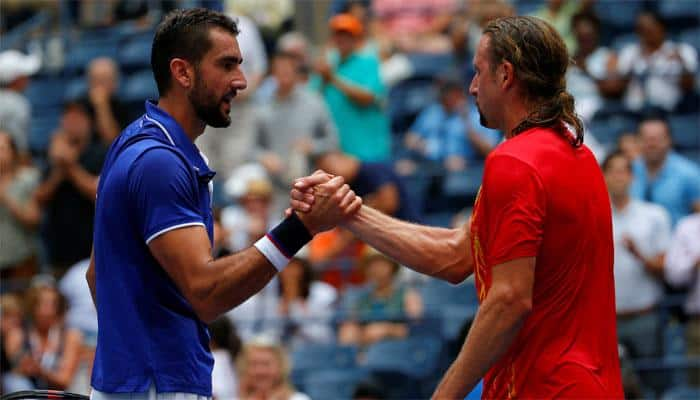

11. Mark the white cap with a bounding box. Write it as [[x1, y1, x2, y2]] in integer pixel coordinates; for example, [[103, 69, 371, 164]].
[[0, 50, 41, 84]]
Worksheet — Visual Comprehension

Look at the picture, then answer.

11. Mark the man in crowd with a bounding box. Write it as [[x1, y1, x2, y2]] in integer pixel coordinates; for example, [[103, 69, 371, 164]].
[[0, 50, 40, 158], [293, 16, 623, 398], [80, 57, 131, 144]]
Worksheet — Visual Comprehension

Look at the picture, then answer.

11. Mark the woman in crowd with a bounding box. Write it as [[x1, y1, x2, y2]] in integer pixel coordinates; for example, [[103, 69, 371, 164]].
[[237, 338, 310, 400]]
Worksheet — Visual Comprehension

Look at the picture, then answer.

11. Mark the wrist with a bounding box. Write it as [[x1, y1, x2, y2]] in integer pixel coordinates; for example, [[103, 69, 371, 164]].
[[254, 213, 313, 271]]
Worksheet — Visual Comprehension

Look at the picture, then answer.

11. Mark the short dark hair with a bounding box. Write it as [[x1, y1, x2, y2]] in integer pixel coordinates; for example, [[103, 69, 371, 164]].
[[638, 111, 671, 137], [572, 11, 600, 32], [151, 8, 239, 96], [601, 149, 632, 173]]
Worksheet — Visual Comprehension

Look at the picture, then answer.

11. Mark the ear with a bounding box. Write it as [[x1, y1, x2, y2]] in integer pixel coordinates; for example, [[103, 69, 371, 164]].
[[499, 61, 515, 90], [170, 58, 194, 90]]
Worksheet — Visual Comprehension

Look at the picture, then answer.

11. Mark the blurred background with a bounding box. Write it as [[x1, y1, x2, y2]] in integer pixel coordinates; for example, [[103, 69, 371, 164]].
[[0, 0, 699, 399]]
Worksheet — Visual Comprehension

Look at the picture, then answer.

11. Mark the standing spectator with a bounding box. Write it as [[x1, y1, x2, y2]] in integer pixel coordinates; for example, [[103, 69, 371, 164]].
[[35, 101, 107, 275], [13, 284, 83, 390], [0, 131, 41, 281], [665, 212, 700, 387], [209, 317, 241, 399], [254, 52, 338, 212], [630, 116, 700, 226], [613, 11, 698, 113], [278, 257, 337, 346], [566, 12, 615, 123], [237, 337, 310, 400], [603, 151, 670, 363], [312, 14, 391, 162], [338, 251, 423, 346], [0, 50, 40, 158], [80, 58, 131, 145], [197, 14, 268, 182], [403, 78, 499, 171]]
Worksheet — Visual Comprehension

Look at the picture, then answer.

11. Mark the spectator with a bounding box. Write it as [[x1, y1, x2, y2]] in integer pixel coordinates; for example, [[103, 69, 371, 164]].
[[58, 258, 98, 395], [12, 284, 83, 390], [35, 101, 107, 275], [0, 131, 41, 281], [0, 50, 40, 158], [531, 0, 583, 54], [603, 151, 670, 363], [80, 57, 131, 145], [402, 78, 499, 171], [566, 12, 616, 123], [338, 251, 423, 346], [664, 212, 700, 387], [278, 257, 337, 346], [256, 32, 313, 103], [253, 52, 339, 212], [618, 132, 641, 161], [224, 0, 295, 54], [630, 116, 700, 225], [237, 337, 310, 400], [2, 293, 26, 393], [613, 11, 698, 113], [371, 0, 455, 53], [312, 14, 391, 163], [209, 317, 242, 399], [198, 14, 268, 182]]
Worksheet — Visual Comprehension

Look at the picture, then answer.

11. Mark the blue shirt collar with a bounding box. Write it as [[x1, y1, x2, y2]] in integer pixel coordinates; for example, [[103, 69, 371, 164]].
[[144, 100, 216, 181]]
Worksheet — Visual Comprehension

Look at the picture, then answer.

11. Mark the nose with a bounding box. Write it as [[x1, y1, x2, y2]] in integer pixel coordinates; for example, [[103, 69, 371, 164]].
[[468, 75, 477, 97], [233, 69, 247, 91]]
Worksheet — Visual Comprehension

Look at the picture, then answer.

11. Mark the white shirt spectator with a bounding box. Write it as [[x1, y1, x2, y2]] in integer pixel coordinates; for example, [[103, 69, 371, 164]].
[[231, 14, 268, 86], [612, 199, 672, 313], [285, 281, 337, 346], [665, 213, 700, 315], [617, 40, 698, 111], [211, 349, 238, 399], [567, 47, 613, 123], [59, 259, 98, 342], [226, 279, 281, 342]]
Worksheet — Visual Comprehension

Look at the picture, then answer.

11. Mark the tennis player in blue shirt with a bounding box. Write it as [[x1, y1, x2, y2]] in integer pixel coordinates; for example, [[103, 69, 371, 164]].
[[87, 8, 362, 400]]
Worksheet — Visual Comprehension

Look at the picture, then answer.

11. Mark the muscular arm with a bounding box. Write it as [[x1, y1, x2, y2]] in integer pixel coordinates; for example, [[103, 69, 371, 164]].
[[343, 205, 473, 284], [148, 225, 277, 323], [432, 257, 535, 398]]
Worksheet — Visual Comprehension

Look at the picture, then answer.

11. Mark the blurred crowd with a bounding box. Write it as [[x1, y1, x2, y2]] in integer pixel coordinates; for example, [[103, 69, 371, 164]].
[[1, 0, 699, 399]]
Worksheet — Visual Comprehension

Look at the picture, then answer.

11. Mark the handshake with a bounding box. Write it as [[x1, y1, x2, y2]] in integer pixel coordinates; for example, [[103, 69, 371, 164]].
[[286, 170, 363, 235]]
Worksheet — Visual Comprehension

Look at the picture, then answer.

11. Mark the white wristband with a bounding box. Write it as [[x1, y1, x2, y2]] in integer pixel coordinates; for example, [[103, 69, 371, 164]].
[[254, 235, 290, 272]]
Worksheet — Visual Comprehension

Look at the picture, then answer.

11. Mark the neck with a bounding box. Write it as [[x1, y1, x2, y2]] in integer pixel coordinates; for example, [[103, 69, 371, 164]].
[[645, 155, 666, 176], [157, 96, 206, 142], [611, 193, 630, 210], [276, 84, 295, 100], [374, 282, 394, 297], [502, 100, 533, 138]]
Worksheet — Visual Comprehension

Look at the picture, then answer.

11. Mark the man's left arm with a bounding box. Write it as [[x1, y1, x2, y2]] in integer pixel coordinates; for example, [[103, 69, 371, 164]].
[[433, 257, 535, 398]]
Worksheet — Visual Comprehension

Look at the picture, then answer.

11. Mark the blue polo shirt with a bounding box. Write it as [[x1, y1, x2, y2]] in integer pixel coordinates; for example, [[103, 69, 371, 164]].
[[630, 153, 700, 226], [91, 101, 215, 396]]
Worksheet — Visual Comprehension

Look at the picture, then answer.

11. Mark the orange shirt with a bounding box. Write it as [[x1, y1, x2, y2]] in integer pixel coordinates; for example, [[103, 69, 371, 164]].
[[470, 127, 623, 398]]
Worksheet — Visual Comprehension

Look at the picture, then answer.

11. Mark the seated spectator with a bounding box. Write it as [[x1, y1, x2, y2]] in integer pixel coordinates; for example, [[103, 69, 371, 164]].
[[566, 12, 616, 123], [256, 32, 312, 103], [618, 132, 641, 161], [664, 211, 700, 387], [278, 257, 337, 346], [338, 251, 423, 346], [35, 101, 107, 275], [613, 11, 697, 113], [11, 283, 83, 390], [209, 317, 242, 400], [0, 131, 41, 281], [312, 14, 391, 163], [630, 116, 700, 225], [79, 58, 131, 145], [402, 78, 500, 171], [371, 0, 455, 54], [531, 0, 584, 55], [0, 50, 40, 158], [2, 293, 26, 393], [604, 151, 670, 363], [237, 337, 310, 400], [253, 52, 338, 212]]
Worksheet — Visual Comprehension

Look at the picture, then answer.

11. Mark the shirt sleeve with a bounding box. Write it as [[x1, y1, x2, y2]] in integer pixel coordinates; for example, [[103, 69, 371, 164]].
[[664, 218, 698, 287], [650, 206, 673, 256], [481, 154, 546, 267], [128, 147, 204, 244]]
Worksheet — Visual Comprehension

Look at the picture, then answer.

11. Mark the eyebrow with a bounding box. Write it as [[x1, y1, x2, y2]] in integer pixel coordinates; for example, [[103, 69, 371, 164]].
[[219, 55, 243, 65]]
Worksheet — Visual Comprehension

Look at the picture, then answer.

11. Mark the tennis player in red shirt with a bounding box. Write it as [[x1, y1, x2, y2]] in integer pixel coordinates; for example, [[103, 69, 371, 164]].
[[291, 16, 623, 399]]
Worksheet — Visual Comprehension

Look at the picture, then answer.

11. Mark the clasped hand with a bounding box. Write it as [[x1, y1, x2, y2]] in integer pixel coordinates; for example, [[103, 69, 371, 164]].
[[287, 170, 362, 235]]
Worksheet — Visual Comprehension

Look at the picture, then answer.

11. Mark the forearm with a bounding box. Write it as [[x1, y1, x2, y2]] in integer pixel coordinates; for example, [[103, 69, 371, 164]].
[[343, 205, 472, 283], [34, 171, 63, 204], [65, 163, 99, 200], [2, 196, 40, 228], [94, 105, 120, 142], [330, 75, 375, 106], [433, 291, 528, 398], [194, 247, 278, 323]]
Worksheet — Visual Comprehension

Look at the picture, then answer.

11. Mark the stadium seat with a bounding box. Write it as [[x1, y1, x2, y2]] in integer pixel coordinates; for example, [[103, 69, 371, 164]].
[[420, 278, 478, 312], [659, 1, 700, 33], [442, 164, 485, 199], [587, 115, 638, 146], [303, 368, 370, 400], [662, 385, 700, 400], [121, 69, 158, 103], [387, 78, 436, 135], [595, 0, 644, 33], [611, 33, 638, 52], [119, 33, 154, 70], [669, 115, 700, 150], [680, 28, 700, 54], [63, 38, 119, 72], [28, 108, 61, 154], [64, 78, 87, 101], [25, 78, 67, 109], [406, 52, 456, 80], [290, 343, 358, 390]]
